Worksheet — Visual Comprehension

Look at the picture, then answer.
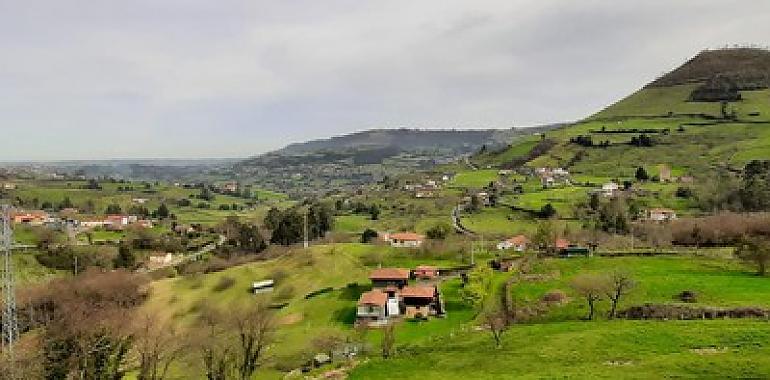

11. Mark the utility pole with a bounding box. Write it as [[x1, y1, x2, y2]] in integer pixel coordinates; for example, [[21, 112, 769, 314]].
[[1, 204, 19, 361], [303, 208, 309, 249]]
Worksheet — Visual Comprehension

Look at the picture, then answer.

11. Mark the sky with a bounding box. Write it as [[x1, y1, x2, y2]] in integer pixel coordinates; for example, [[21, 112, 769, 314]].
[[1, 0, 769, 161]]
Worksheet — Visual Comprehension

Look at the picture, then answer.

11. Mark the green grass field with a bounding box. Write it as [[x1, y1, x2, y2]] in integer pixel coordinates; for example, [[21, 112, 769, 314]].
[[450, 170, 500, 188]]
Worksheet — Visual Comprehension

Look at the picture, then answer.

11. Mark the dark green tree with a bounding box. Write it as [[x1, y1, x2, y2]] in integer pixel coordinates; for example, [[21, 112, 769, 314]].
[[635, 167, 649, 181], [106, 204, 123, 215]]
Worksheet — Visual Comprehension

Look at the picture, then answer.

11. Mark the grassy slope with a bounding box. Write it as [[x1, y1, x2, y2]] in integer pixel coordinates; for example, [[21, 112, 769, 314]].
[[143, 243, 472, 377]]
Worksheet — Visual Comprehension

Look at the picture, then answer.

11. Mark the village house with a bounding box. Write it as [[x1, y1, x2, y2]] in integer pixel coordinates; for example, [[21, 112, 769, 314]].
[[369, 268, 410, 291], [79, 216, 107, 229], [132, 198, 149, 204], [401, 285, 442, 319], [387, 232, 424, 248], [12, 210, 50, 226], [497, 235, 530, 252], [647, 208, 677, 222], [414, 187, 436, 199], [148, 252, 174, 266], [2, 183, 17, 190], [357, 268, 445, 326], [356, 289, 390, 326], [601, 181, 620, 197], [104, 215, 137, 231], [413, 265, 439, 280], [222, 181, 239, 194]]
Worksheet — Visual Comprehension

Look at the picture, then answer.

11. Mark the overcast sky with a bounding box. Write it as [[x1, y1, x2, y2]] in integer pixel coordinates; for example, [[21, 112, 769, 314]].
[[1, 0, 769, 161]]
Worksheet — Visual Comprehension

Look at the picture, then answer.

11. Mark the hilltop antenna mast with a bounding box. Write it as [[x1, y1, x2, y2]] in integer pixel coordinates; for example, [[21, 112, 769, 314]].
[[1, 205, 19, 357]]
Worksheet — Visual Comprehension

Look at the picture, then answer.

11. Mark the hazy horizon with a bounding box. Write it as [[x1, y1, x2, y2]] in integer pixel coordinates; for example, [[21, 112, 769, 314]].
[[2, 0, 770, 161]]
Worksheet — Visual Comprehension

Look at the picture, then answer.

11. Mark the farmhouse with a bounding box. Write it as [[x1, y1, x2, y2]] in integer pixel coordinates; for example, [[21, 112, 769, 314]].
[[356, 290, 390, 326], [105, 215, 135, 231], [79, 217, 107, 229], [497, 235, 530, 252], [413, 265, 439, 280], [357, 268, 445, 326], [387, 232, 424, 248], [401, 285, 442, 319], [647, 208, 677, 222], [11, 210, 49, 225], [370, 268, 410, 290]]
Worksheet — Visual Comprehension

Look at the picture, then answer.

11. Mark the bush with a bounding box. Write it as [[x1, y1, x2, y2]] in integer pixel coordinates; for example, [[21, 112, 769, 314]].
[[361, 228, 379, 243], [212, 276, 236, 292], [675, 187, 693, 198], [426, 223, 452, 240], [271, 268, 289, 285]]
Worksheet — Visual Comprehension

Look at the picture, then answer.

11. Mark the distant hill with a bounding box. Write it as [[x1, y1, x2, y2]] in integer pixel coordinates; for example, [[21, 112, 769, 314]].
[[234, 126, 560, 195], [274, 127, 554, 156]]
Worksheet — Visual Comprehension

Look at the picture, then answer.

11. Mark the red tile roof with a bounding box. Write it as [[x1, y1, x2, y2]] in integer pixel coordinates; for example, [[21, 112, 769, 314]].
[[358, 290, 388, 306], [389, 232, 424, 242], [400, 286, 436, 298], [369, 268, 410, 280], [506, 235, 530, 245], [555, 238, 570, 249], [415, 265, 437, 272]]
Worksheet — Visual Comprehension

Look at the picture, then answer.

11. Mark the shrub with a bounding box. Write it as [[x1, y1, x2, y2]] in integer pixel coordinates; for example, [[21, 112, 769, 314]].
[[212, 276, 236, 292], [361, 228, 379, 243], [541, 289, 568, 304], [426, 222, 452, 240]]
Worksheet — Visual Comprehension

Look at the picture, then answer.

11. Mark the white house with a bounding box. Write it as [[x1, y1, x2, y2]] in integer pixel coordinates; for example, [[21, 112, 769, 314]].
[[497, 235, 530, 252], [387, 232, 424, 248], [601, 182, 620, 197], [648, 208, 677, 222]]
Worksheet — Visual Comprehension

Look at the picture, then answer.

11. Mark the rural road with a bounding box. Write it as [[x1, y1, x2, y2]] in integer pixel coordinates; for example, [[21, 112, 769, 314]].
[[452, 205, 475, 235]]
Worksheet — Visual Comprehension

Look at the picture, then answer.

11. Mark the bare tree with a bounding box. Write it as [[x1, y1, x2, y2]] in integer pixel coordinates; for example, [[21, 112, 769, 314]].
[[380, 324, 396, 359], [606, 271, 636, 319], [133, 313, 187, 380], [483, 308, 509, 348], [231, 301, 275, 380], [570, 273, 608, 320], [195, 309, 235, 380]]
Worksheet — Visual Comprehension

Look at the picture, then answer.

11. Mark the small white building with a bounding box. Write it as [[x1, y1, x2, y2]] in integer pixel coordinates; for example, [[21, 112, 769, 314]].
[[387, 232, 424, 248], [252, 280, 275, 294], [497, 235, 530, 252], [601, 182, 620, 197], [648, 208, 677, 222]]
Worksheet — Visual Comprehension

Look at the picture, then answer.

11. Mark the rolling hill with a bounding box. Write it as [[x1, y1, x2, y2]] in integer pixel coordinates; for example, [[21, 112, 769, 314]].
[[477, 48, 770, 178]]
